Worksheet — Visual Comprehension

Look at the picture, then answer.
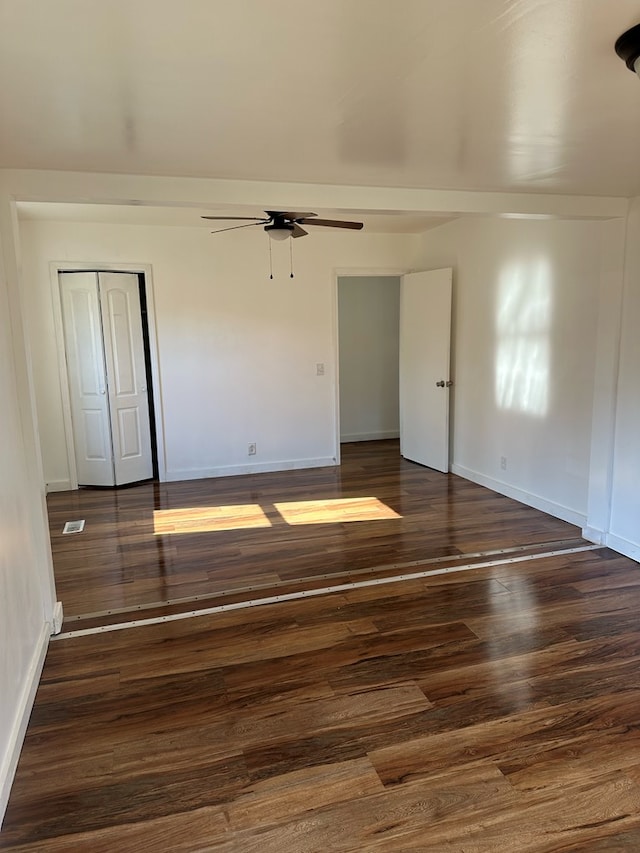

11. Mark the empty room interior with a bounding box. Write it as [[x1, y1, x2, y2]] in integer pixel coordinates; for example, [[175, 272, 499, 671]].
[[3, 1, 640, 849]]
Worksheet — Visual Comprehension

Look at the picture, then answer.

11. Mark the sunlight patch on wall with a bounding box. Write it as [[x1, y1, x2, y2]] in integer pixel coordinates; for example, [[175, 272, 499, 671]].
[[274, 497, 401, 525], [495, 257, 552, 417], [154, 504, 271, 534]]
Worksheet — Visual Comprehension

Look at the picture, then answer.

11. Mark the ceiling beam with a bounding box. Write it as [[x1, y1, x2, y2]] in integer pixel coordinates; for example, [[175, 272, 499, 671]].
[[0, 169, 629, 220]]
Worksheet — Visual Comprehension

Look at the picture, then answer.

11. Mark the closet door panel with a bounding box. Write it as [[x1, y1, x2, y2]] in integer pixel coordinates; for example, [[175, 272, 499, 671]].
[[99, 272, 153, 485], [59, 272, 115, 486]]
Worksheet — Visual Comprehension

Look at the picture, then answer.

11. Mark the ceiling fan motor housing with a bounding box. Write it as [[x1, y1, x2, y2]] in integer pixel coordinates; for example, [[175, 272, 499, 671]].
[[615, 23, 640, 72]]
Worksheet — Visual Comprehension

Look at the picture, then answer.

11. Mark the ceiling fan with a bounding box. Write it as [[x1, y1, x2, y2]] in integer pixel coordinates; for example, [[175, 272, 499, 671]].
[[201, 210, 364, 240]]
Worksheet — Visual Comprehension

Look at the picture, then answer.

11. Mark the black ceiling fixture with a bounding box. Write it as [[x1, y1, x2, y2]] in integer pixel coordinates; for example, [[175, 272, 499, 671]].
[[201, 210, 364, 241], [615, 23, 640, 75]]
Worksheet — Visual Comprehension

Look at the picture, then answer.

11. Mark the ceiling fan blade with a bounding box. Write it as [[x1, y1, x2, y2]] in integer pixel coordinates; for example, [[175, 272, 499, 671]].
[[265, 211, 316, 221], [299, 218, 363, 230], [209, 222, 265, 234], [291, 223, 308, 238], [202, 215, 269, 222]]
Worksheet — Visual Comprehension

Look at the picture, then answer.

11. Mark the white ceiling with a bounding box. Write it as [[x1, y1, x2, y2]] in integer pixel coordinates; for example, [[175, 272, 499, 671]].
[[2, 0, 640, 198]]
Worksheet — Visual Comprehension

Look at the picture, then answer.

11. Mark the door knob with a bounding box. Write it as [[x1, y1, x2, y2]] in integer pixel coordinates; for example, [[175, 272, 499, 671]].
[[436, 380, 445, 387]]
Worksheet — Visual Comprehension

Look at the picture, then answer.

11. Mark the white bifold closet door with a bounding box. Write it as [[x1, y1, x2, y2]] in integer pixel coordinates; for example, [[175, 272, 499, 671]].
[[60, 271, 153, 487]]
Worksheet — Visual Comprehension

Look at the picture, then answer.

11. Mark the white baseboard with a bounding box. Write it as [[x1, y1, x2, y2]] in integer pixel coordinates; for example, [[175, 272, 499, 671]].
[[45, 479, 72, 493], [451, 464, 587, 528], [340, 431, 400, 443], [604, 533, 640, 563], [583, 528, 640, 563], [52, 601, 64, 635], [0, 622, 50, 828], [165, 456, 337, 482], [582, 526, 606, 545]]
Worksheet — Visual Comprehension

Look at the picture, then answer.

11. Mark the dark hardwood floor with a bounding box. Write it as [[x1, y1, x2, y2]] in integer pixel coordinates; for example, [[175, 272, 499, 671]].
[[5, 441, 640, 850], [46, 441, 583, 621], [4, 547, 640, 850]]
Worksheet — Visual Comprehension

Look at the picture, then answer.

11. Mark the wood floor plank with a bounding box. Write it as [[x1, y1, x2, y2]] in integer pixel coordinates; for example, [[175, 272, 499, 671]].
[[354, 774, 640, 853], [226, 758, 384, 830], [417, 631, 640, 706], [212, 765, 518, 852], [2, 754, 248, 848], [233, 683, 432, 750], [369, 690, 640, 788], [0, 807, 231, 853]]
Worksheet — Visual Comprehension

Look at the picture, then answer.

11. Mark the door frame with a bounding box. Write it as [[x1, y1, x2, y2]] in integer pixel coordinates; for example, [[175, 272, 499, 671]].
[[50, 261, 166, 488], [332, 266, 408, 466]]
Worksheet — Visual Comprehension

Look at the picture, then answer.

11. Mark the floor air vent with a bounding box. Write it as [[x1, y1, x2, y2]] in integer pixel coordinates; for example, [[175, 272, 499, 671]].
[[62, 520, 85, 535]]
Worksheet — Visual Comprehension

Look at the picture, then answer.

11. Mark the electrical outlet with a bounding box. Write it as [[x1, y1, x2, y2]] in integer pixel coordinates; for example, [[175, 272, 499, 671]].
[[316, 363, 325, 376], [500, 456, 507, 470], [248, 443, 257, 456]]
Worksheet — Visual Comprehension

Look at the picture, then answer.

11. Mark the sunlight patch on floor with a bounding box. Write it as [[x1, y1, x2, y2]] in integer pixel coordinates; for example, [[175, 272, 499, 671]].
[[153, 497, 402, 533], [274, 497, 401, 525], [153, 504, 272, 534]]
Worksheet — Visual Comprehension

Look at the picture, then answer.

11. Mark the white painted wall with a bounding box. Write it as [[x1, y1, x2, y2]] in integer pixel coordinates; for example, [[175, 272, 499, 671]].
[[19, 220, 418, 487], [338, 276, 400, 442], [608, 197, 640, 560], [416, 216, 605, 525], [0, 196, 57, 825]]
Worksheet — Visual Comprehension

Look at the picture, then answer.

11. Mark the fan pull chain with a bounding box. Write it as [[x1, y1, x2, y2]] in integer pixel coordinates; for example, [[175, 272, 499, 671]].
[[269, 236, 274, 280], [289, 236, 294, 279]]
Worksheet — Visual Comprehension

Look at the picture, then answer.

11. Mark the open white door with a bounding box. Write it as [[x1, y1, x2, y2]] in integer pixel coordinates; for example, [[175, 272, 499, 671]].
[[400, 268, 453, 472], [60, 272, 115, 486], [99, 273, 153, 485]]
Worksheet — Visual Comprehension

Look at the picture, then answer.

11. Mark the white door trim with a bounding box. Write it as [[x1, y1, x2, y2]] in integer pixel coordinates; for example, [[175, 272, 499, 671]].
[[332, 267, 408, 466], [49, 261, 166, 487]]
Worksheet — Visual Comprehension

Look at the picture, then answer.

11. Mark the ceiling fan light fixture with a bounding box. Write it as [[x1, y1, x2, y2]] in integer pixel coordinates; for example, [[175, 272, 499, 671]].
[[265, 224, 293, 241], [615, 23, 640, 77]]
